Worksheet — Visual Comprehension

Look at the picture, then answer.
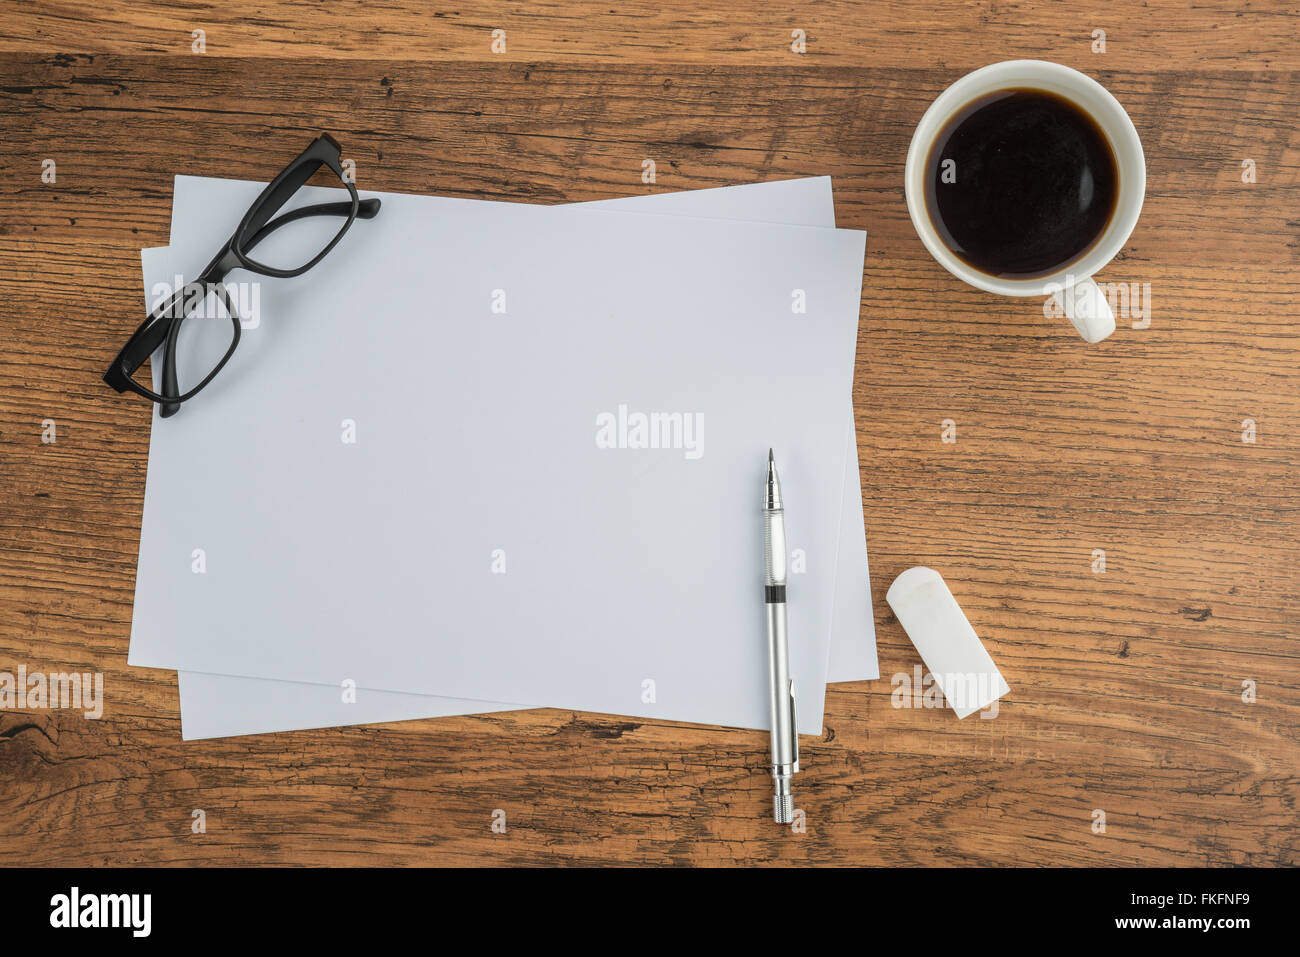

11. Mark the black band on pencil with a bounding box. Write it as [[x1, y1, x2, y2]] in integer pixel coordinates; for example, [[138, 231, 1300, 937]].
[[765, 584, 786, 603]]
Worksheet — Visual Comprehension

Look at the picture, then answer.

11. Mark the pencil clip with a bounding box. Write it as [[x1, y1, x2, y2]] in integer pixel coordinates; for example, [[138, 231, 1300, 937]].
[[789, 680, 800, 773]]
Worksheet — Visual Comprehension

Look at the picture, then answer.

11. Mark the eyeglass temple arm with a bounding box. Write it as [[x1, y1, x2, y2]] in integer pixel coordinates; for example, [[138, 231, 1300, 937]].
[[242, 198, 381, 255]]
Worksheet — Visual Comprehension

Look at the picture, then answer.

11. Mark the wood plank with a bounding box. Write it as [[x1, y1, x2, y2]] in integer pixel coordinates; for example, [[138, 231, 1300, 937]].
[[0, 0, 1295, 70]]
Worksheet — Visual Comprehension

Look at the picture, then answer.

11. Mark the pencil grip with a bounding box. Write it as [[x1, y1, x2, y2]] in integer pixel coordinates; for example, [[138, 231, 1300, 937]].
[[763, 508, 787, 586]]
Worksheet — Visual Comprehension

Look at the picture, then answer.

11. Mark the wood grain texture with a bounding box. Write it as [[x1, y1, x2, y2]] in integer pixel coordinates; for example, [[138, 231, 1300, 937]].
[[0, 1, 1297, 866], [1, 0, 1296, 70]]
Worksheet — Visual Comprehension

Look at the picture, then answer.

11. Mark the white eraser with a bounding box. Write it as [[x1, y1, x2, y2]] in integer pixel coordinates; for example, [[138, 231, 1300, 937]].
[[885, 567, 1009, 719]]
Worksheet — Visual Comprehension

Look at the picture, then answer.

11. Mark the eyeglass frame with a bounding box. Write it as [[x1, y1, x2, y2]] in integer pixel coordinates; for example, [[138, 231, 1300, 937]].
[[104, 133, 381, 418]]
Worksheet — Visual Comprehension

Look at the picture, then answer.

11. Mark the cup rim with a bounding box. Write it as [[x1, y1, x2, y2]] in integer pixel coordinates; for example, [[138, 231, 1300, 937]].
[[904, 60, 1146, 298]]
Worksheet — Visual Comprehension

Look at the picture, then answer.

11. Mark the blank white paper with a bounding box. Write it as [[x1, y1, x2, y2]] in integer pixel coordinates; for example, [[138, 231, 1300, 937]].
[[132, 178, 875, 739]]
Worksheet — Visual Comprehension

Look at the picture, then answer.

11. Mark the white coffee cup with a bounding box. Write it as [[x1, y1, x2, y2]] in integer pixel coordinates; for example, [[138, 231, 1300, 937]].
[[903, 60, 1146, 343]]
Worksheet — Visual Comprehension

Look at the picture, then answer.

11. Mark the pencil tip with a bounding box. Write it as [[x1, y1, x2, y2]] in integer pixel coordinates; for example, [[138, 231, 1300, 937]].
[[768, 448, 774, 463]]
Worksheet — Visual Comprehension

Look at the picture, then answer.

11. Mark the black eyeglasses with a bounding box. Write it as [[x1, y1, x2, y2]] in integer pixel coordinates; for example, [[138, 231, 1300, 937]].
[[104, 134, 381, 418]]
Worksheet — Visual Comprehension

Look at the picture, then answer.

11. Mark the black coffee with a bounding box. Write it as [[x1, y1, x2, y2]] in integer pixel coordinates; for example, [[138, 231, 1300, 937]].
[[924, 89, 1118, 279]]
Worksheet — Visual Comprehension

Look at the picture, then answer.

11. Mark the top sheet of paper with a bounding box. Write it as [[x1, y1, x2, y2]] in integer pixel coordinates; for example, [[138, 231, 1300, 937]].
[[136, 176, 865, 734], [136, 176, 877, 741]]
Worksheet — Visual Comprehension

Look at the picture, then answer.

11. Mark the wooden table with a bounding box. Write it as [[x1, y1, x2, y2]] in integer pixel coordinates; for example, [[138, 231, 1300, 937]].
[[1, 2, 1296, 866]]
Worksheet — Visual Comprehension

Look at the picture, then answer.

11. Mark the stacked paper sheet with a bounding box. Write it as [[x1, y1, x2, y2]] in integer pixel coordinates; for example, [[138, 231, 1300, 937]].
[[128, 175, 877, 739]]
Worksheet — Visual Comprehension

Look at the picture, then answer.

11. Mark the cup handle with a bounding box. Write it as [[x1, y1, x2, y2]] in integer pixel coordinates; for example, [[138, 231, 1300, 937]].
[[1062, 275, 1117, 343]]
